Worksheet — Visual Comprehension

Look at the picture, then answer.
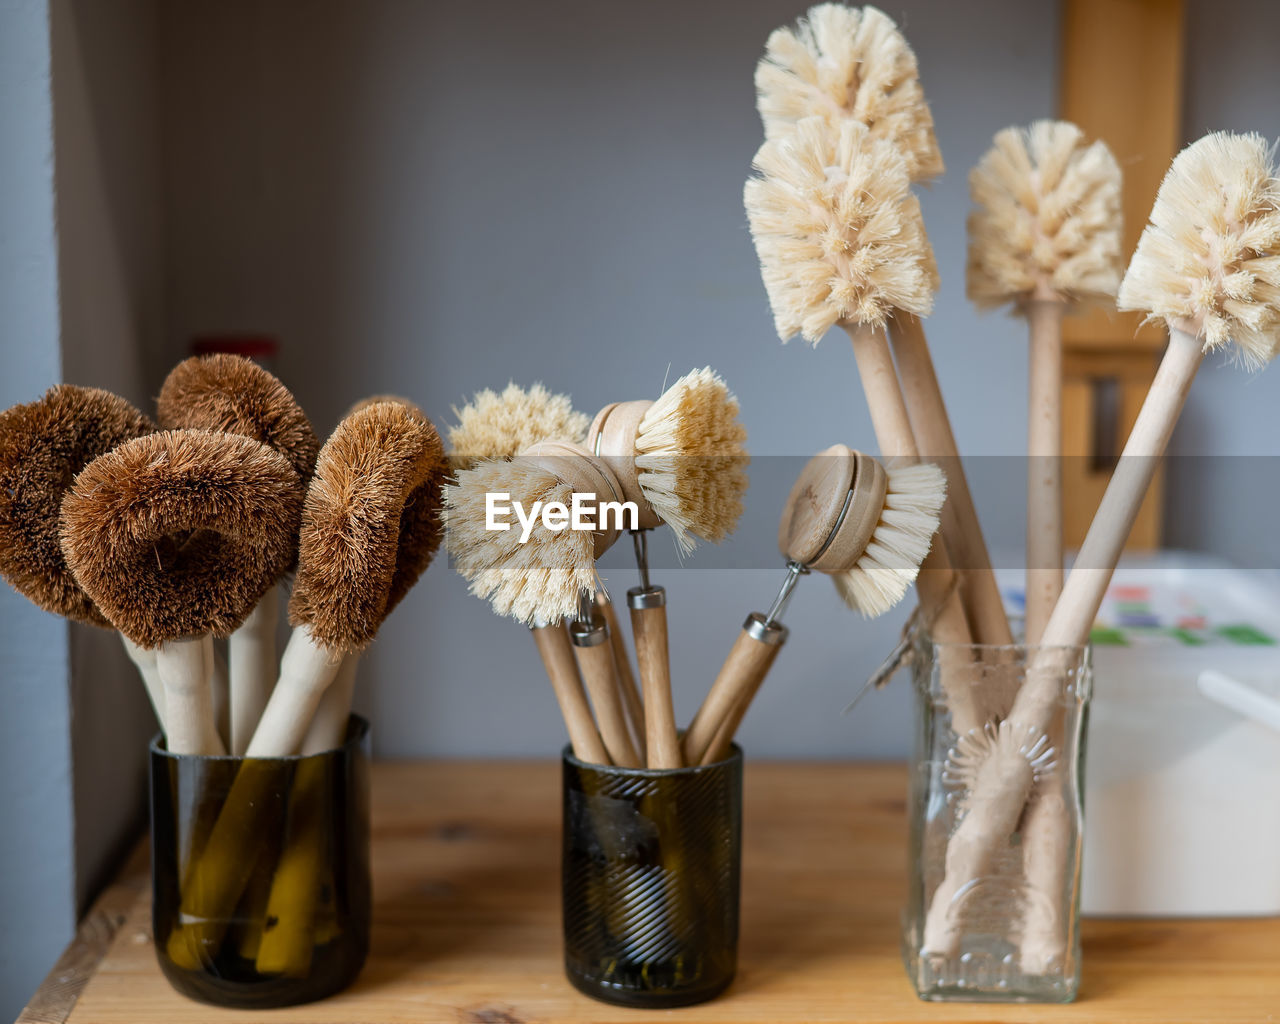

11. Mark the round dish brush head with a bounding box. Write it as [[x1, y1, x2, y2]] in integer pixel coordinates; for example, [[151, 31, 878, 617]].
[[59, 430, 303, 648], [967, 121, 1123, 311], [0, 385, 154, 626], [448, 382, 589, 468], [289, 401, 447, 651], [745, 116, 935, 344], [445, 442, 623, 625], [777, 444, 945, 617], [158, 354, 320, 483], [1118, 131, 1280, 369], [634, 368, 749, 553], [755, 3, 943, 181]]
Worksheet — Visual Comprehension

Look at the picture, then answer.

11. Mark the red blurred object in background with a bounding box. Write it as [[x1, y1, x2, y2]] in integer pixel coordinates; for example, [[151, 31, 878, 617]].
[[191, 334, 279, 372]]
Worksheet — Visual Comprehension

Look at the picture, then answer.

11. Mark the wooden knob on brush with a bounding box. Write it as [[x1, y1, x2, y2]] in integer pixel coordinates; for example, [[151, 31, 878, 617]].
[[778, 444, 887, 573], [585, 400, 663, 530], [523, 440, 628, 559]]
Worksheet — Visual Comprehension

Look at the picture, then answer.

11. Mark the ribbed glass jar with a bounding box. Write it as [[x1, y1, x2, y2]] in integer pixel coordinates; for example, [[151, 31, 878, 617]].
[[561, 745, 742, 1008]]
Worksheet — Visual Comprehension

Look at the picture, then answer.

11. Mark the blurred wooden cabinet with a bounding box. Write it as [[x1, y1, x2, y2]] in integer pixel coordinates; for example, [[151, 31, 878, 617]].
[[1058, 0, 1185, 549]]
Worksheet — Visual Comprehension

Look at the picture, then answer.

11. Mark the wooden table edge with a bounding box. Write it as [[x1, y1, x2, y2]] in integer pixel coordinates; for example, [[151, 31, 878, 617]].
[[15, 840, 148, 1024]]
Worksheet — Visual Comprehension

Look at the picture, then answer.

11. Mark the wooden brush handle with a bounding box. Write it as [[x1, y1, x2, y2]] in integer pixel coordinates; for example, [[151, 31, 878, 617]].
[[921, 325, 1206, 956], [1021, 324, 1204, 717], [210, 642, 230, 752], [120, 635, 166, 731], [596, 593, 646, 760], [629, 592, 681, 769], [300, 654, 358, 755], [1025, 300, 1066, 645], [229, 591, 280, 755], [682, 615, 787, 766], [699, 619, 789, 764], [573, 631, 641, 768], [245, 629, 344, 757], [889, 314, 1013, 646], [845, 321, 981, 731], [157, 635, 225, 756], [531, 623, 609, 765]]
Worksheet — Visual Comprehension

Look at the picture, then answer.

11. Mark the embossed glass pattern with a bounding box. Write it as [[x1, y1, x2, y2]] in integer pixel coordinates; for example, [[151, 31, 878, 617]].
[[561, 746, 742, 1008], [903, 638, 1091, 1003]]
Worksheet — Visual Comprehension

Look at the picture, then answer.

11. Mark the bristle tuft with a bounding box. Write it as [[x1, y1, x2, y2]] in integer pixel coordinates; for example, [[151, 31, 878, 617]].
[[0, 386, 155, 626], [60, 430, 303, 648], [967, 121, 1123, 309], [448, 383, 589, 467], [634, 368, 749, 553], [1118, 131, 1280, 369], [834, 461, 945, 616], [746, 116, 935, 343], [444, 459, 596, 625], [755, 3, 943, 181], [158, 354, 320, 483], [290, 402, 447, 650]]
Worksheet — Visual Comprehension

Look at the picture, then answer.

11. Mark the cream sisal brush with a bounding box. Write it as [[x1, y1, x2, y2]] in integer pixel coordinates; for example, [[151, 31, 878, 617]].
[[755, 3, 943, 181], [445, 443, 635, 766], [159, 354, 321, 753], [968, 121, 1123, 643], [248, 400, 447, 757], [587, 368, 748, 769], [60, 430, 303, 755], [446, 383, 642, 756], [0, 386, 164, 718], [921, 132, 1280, 967], [755, 6, 1011, 649], [744, 116, 980, 729], [684, 445, 944, 765]]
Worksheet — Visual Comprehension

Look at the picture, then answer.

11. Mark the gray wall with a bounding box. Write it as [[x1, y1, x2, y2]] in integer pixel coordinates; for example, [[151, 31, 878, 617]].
[[51, 0, 164, 913], [1163, 0, 1280, 570], [157, 0, 1061, 759], [0, 1, 75, 1018]]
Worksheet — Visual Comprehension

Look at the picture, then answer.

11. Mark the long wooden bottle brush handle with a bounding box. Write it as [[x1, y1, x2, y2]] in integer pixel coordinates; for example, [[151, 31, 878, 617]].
[[1023, 299, 1066, 645], [889, 314, 1013, 647], [844, 322, 982, 732], [570, 591, 641, 768], [628, 529, 682, 769]]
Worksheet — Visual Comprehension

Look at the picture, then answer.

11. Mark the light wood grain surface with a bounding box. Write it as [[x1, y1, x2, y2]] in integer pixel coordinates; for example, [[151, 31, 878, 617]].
[[24, 762, 1280, 1023]]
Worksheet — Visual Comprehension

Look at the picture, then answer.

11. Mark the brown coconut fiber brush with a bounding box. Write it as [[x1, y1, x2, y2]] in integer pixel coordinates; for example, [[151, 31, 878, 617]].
[[0, 386, 164, 717], [165, 400, 447, 972], [968, 121, 1123, 645], [587, 368, 748, 769], [744, 115, 981, 732], [920, 131, 1280, 969], [158, 354, 321, 753], [60, 430, 304, 756], [446, 442, 635, 766], [755, 4, 1012, 650], [683, 445, 944, 766]]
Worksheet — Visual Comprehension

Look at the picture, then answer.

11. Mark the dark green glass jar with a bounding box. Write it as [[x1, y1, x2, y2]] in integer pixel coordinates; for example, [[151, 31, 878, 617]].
[[149, 716, 371, 1008], [561, 745, 743, 1008]]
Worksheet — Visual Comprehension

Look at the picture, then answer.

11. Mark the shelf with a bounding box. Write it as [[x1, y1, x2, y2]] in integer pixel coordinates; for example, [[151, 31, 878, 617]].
[[19, 761, 1280, 1023]]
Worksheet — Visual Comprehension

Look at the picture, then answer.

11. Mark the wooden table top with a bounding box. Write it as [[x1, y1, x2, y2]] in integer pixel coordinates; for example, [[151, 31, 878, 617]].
[[18, 761, 1280, 1023]]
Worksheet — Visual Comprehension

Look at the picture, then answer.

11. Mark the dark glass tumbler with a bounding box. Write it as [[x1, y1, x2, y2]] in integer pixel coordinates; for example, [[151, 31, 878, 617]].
[[150, 716, 371, 1008], [561, 745, 743, 1008]]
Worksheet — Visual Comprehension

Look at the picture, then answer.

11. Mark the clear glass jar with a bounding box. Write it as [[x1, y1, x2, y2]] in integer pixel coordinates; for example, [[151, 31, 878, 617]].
[[561, 745, 742, 1008], [150, 716, 371, 1008], [902, 637, 1092, 1003]]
